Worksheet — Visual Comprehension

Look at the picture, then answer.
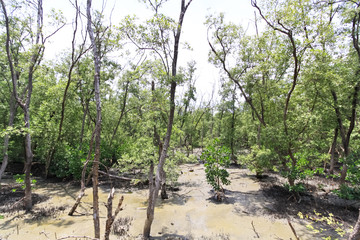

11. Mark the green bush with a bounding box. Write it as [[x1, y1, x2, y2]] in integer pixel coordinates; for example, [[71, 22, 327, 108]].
[[238, 145, 276, 176], [284, 182, 306, 193], [12, 174, 37, 192], [51, 145, 88, 179], [343, 150, 360, 185], [169, 150, 198, 164], [201, 138, 231, 200], [333, 184, 360, 200], [281, 151, 324, 189]]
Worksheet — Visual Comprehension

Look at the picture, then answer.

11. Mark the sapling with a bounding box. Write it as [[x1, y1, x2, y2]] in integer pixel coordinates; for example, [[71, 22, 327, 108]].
[[201, 138, 231, 201]]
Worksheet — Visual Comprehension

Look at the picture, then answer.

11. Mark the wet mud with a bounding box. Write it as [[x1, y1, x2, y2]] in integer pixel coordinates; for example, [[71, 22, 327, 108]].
[[0, 164, 357, 239]]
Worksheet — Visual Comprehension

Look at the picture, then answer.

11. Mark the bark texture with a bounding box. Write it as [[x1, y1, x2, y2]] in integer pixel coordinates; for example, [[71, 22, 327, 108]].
[[87, 0, 102, 238], [142, 1, 193, 238], [104, 188, 124, 240]]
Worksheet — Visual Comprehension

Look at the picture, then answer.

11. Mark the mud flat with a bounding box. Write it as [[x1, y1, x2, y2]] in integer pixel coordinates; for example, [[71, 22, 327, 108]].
[[0, 164, 344, 239]]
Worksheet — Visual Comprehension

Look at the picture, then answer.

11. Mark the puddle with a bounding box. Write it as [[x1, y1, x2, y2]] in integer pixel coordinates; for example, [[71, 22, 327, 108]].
[[0, 164, 314, 239]]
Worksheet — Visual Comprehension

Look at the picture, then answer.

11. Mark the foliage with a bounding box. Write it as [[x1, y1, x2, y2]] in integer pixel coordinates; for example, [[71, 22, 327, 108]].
[[169, 150, 198, 165], [163, 155, 180, 186], [12, 174, 37, 192], [115, 136, 156, 174], [284, 182, 306, 193], [201, 138, 231, 194], [281, 152, 325, 188], [333, 184, 360, 200], [342, 150, 360, 186], [238, 145, 277, 176], [50, 146, 88, 179]]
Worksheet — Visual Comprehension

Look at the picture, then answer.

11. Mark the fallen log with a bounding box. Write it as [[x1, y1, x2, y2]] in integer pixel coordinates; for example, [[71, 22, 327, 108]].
[[99, 170, 133, 181]]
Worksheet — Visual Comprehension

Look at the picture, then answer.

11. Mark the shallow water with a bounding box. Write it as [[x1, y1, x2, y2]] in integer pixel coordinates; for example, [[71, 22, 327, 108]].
[[0, 164, 314, 239]]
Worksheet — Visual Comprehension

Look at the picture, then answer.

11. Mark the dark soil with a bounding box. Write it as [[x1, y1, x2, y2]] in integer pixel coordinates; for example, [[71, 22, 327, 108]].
[[258, 172, 359, 238], [1, 166, 359, 239], [0, 185, 49, 213]]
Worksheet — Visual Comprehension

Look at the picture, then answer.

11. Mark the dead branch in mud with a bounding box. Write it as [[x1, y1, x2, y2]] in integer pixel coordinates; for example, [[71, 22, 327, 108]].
[[98, 170, 133, 181], [39, 230, 50, 239], [104, 188, 124, 240], [287, 217, 299, 240], [10, 196, 25, 210], [56, 236, 98, 240], [251, 220, 260, 238]]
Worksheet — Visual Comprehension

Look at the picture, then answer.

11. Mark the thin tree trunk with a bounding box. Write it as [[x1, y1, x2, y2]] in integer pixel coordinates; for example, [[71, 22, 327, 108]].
[[23, 0, 43, 211], [23, 109, 33, 211], [329, 127, 338, 175], [45, 0, 88, 177], [79, 99, 89, 150], [336, 11, 360, 184], [110, 80, 130, 146], [68, 129, 96, 216], [104, 189, 124, 240], [143, 1, 193, 238], [1, 0, 45, 211], [230, 86, 236, 163], [87, 0, 102, 238]]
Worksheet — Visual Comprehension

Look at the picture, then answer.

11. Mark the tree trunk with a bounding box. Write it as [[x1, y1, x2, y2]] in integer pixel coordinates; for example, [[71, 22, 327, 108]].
[[1, 0, 44, 211], [144, 159, 155, 238], [23, 108, 34, 211], [230, 89, 236, 163], [110, 80, 130, 146], [23, 0, 43, 211], [68, 130, 96, 216], [143, 2, 193, 237], [79, 99, 89, 150], [329, 127, 338, 175], [87, 0, 102, 238], [161, 181, 168, 199], [340, 163, 348, 184], [143, 81, 175, 237], [104, 188, 124, 240], [349, 208, 360, 240]]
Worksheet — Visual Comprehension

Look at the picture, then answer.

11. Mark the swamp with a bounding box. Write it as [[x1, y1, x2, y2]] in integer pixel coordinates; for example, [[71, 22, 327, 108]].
[[1, 0, 360, 239]]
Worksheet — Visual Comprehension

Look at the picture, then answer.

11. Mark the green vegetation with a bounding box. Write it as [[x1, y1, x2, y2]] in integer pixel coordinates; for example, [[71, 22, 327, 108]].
[[1, 0, 360, 238], [201, 139, 231, 200], [333, 184, 360, 201], [12, 174, 37, 192], [238, 145, 277, 177]]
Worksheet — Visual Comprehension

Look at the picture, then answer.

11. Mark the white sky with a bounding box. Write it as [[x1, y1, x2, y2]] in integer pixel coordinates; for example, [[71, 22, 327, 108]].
[[43, 0, 255, 101]]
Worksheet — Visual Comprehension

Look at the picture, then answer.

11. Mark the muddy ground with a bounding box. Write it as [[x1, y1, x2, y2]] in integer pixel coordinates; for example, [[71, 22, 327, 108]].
[[0, 164, 359, 239]]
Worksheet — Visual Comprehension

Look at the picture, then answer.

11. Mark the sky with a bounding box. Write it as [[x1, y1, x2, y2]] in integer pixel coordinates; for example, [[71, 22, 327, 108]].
[[43, 0, 255, 101]]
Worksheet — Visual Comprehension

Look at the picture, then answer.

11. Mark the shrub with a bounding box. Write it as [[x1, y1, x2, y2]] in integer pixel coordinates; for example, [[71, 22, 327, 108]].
[[343, 150, 360, 185], [333, 184, 360, 200], [51, 145, 88, 179], [238, 145, 276, 176], [12, 174, 37, 192], [281, 151, 324, 190], [200, 138, 231, 200]]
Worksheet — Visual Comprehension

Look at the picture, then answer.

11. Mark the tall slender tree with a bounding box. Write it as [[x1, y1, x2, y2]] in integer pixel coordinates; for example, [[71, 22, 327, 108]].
[[138, 0, 194, 238], [1, 0, 44, 211], [87, 0, 102, 237]]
